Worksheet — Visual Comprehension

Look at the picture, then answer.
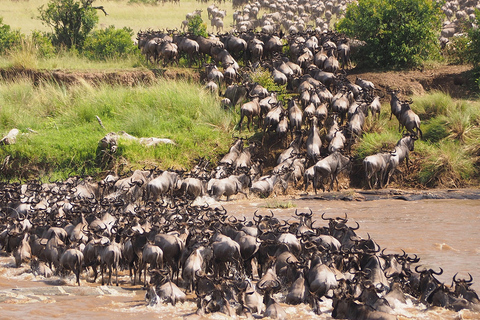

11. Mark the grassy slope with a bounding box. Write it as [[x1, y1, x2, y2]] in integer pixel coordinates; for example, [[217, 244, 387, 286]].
[[0, 78, 236, 180], [0, 0, 478, 187]]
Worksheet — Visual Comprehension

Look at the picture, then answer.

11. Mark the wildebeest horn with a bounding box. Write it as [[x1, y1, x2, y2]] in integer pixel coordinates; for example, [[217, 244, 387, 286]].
[[466, 273, 474, 283], [431, 267, 443, 275], [321, 212, 332, 221], [350, 221, 360, 230]]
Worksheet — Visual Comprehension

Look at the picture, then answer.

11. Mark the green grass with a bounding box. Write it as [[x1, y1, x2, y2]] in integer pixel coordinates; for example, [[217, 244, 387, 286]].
[[355, 92, 480, 188], [416, 140, 478, 188], [0, 78, 236, 180]]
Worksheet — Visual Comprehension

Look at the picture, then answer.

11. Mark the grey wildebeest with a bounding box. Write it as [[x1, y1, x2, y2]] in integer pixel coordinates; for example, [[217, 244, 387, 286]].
[[173, 34, 199, 67], [287, 98, 303, 137], [363, 152, 392, 189], [179, 177, 205, 200], [98, 236, 122, 286], [313, 152, 351, 193], [220, 138, 243, 165], [355, 77, 375, 95], [368, 95, 381, 120], [388, 89, 402, 120], [398, 99, 423, 139], [306, 116, 322, 166], [156, 39, 178, 66], [238, 96, 261, 132], [59, 247, 84, 286], [145, 170, 180, 202], [250, 174, 287, 198], [328, 130, 346, 154], [207, 173, 251, 201], [386, 134, 417, 186]]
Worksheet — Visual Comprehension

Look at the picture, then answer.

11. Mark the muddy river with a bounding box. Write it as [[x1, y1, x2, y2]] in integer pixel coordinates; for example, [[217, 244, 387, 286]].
[[0, 196, 479, 320]]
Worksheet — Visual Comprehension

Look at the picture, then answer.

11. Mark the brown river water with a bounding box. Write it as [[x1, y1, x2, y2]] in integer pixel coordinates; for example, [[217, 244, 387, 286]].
[[0, 195, 479, 320]]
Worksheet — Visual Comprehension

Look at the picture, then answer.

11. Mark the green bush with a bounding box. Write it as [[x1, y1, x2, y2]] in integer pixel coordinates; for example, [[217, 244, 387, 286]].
[[30, 31, 56, 58], [443, 34, 470, 65], [38, 0, 99, 49], [467, 11, 480, 68], [83, 25, 139, 60], [0, 17, 22, 54], [336, 0, 443, 69], [247, 67, 288, 101], [187, 15, 208, 38]]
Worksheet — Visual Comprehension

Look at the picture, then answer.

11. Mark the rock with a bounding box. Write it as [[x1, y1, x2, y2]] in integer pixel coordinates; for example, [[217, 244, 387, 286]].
[[0, 128, 20, 146]]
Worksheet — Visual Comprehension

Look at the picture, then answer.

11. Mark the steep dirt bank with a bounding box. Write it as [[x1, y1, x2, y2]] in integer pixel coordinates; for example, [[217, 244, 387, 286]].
[[347, 64, 475, 99], [0, 67, 200, 86], [0, 65, 475, 99]]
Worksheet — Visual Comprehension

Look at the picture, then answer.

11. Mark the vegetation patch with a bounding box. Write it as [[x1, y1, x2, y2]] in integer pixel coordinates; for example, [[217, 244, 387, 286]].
[[0, 77, 235, 180]]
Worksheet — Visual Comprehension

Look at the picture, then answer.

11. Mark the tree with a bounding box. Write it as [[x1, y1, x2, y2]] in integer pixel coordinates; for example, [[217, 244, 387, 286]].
[[38, 0, 100, 49], [336, 0, 443, 69]]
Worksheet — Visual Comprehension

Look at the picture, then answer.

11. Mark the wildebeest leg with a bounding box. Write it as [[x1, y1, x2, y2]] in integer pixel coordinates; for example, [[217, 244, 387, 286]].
[[239, 190, 248, 199], [115, 265, 119, 286], [75, 267, 81, 286], [101, 265, 105, 285], [108, 265, 113, 286], [90, 265, 98, 283], [366, 170, 373, 189]]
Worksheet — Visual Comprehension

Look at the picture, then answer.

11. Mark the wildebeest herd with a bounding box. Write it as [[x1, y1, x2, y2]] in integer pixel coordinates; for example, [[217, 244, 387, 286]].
[[1, 0, 478, 318], [136, 0, 432, 193], [1, 178, 479, 318]]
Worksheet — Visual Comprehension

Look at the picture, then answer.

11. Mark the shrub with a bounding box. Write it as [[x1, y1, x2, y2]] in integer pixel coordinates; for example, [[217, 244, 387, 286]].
[[442, 34, 470, 65], [83, 25, 139, 60], [336, 0, 443, 69], [187, 15, 208, 38], [38, 0, 99, 49], [467, 11, 480, 68], [247, 67, 288, 100], [30, 31, 56, 58], [0, 17, 22, 54]]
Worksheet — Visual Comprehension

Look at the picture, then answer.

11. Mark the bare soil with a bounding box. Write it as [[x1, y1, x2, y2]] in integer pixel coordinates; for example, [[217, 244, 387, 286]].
[[346, 64, 476, 98], [0, 64, 475, 99]]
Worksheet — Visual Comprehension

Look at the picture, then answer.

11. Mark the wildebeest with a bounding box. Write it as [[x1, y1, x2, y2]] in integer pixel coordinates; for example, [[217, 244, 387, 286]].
[[59, 247, 84, 286], [145, 170, 180, 202], [207, 173, 251, 201], [388, 89, 402, 120], [363, 152, 392, 189], [313, 152, 351, 193], [238, 97, 261, 132], [355, 77, 375, 94], [250, 174, 287, 197], [386, 134, 417, 186], [306, 116, 322, 166], [398, 99, 422, 138]]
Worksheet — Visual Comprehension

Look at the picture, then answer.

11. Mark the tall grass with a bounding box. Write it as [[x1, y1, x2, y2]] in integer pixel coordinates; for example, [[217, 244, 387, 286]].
[[356, 92, 480, 188], [0, 78, 235, 180], [416, 140, 478, 188]]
